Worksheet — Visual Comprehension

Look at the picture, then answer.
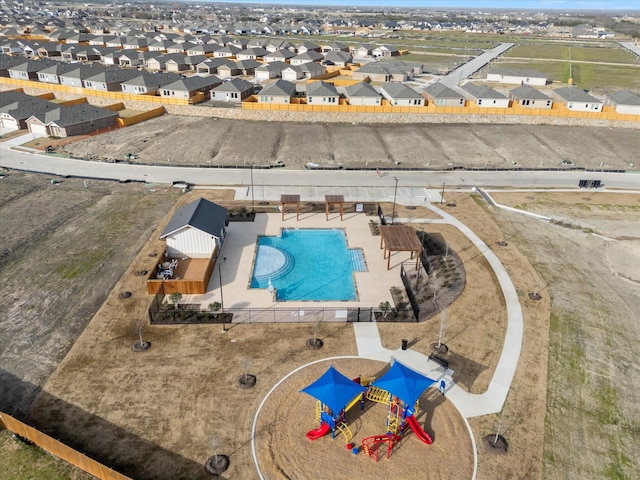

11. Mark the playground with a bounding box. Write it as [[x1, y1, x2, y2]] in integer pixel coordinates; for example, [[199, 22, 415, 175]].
[[254, 357, 474, 479]]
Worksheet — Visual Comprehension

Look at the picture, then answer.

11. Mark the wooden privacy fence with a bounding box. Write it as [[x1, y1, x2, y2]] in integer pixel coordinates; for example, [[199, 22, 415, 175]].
[[0, 412, 132, 480], [116, 106, 166, 127]]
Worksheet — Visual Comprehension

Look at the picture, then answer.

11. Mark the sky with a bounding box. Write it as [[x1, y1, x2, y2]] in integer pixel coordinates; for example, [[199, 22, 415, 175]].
[[213, 0, 640, 11]]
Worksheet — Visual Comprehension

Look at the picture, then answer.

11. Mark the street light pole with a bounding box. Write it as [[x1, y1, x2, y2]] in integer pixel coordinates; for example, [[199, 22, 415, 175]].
[[218, 260, 225, 332], [250, 164, 255, 212], [392, 176, 398, 225]]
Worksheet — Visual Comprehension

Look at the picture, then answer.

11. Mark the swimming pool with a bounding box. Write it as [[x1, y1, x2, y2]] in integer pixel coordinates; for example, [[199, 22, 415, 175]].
[[250, 228, 365, 301]]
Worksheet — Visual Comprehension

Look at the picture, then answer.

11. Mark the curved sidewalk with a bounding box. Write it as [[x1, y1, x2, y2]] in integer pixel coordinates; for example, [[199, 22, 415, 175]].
[[354, 202, 524, 418]]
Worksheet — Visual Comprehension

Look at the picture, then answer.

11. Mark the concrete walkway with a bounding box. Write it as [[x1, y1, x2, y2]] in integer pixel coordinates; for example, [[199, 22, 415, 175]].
[[353, 201, 524, 419]]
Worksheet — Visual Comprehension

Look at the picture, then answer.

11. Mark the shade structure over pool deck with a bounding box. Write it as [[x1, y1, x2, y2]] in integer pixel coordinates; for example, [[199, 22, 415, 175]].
[[379, 224, 423, 270], [280, 194, 300, 221]]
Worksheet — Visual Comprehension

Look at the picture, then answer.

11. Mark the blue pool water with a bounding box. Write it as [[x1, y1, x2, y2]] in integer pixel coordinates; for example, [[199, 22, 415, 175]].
[[250, 228, 365, 301]]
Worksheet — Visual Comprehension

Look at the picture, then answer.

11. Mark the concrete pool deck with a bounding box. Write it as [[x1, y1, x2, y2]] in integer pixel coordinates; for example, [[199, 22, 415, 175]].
[[184, 210, 423, 311]]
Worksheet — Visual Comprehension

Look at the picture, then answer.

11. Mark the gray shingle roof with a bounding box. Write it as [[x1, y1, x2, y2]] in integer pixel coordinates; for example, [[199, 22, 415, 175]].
[[160, 198, 228, 239], [213, 78, 254, 92], [260, 79, 296, 97], [423, 82, 464, 99], [461, 83, 507, 100], [163, 75, 221, 91], [606, 90, 640, 106], [345, 81, 380, 98], [509, 85, 552, 100], [553, 86, 601, 103], [380, 82, 422, 99], [29, 103, 118, 127], [306, 81, 339, 97]]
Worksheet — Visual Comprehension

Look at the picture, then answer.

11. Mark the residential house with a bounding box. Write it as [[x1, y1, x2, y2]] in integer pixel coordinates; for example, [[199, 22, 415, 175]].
[[461, 83, 510, 108], [36, 42, 64, 58], [167, 42, 197, 54], [423, 82, 466, 107], [323, 51, 352, 67], [58, 64, 107, 87], [372, 45, 400, 58], [148, 40, 175, 52], [121, 72, 183, 95], [118, 50, 145, 67], [196, 57, 235, 75], [352, 61, 414, 82], [254, 61, 290, 81], [26, 103, 118, 137], [217, 61, 242, 78], [258, 79, 297, 104], [281, 62, 326, 81], [122, 36, 148, 50], [344, 82, 381, 106], [0, 54, 29, 78], [552, 86, 603, 111], [159, 197, 228, 259], [0, 91, 58, 130], [73, 47, 105, 62], [322, 41, 349, 53], [83, 68, 141, 91], [380, 82, 424, 106], [164, 55, 191, 72], [296, 41, 321, 54], [236, 47, 268, 61], [8, 59, 57, 81], [605, 90, 640, 115], [351, 44, 375, 58], [186, 44, 219, 56], [487, 67, 548, 86], [263, 49, 296, 63], [210, 78, 255, 103], [306, 81, 340, 105], [265, 40, 295, 53], [290, 50, 324, 66], [214, 44, 241, 58], [37, 62, 82, 84], [509, 84, 553, 108], [160, 75, 222, 100]]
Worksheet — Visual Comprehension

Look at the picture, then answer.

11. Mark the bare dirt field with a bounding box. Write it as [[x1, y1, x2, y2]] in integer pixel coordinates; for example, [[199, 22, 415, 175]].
[[55, 115, 640, 171], [1, 169, 637, 479]]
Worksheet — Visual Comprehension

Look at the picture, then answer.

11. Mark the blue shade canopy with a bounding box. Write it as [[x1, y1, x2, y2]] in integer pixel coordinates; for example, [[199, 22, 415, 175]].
[[372, 359, 436, 409], [300, 365, 367, 415]]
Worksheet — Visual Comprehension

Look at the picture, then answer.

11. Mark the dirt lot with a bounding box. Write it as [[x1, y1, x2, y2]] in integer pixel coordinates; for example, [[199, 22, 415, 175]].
[[1, 169, 637, 479], [55, 115, 640, 171]]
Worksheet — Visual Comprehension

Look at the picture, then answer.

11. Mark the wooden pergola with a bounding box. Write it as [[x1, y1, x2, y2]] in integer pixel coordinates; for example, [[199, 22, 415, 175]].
[[280, 194, 301, 221], [324, 194, 345, 221], [379, 225, 423, 270]]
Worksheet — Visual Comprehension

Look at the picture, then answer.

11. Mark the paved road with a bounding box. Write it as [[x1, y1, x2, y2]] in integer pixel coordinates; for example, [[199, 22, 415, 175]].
[[2, 144, 638, 193], [440, 42, 515, 87], [620, 41, 640, 57]]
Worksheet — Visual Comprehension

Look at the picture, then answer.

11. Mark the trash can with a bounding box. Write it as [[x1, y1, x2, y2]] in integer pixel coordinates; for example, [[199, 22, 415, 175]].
[[401, 339, 408, 350]]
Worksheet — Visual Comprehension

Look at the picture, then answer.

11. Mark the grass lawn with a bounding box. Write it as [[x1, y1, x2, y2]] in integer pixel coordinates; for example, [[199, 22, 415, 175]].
[[492, 60, 570, 82], [571, 63, 640, 92], [0, 428, 94, 480]]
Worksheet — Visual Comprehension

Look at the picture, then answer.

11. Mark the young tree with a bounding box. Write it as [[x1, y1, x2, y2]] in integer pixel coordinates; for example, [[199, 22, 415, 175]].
[[437, 309, 447, 349], [169, 292, 182, 309], [134, 318, 145, 347], [379, 301, 391, 318]]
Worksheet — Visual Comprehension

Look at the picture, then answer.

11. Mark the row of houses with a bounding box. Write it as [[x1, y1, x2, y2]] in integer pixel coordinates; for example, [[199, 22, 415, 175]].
[[0, 34, 399, 61], [3, 51, 639, 114], [0, 90, 118, 136]]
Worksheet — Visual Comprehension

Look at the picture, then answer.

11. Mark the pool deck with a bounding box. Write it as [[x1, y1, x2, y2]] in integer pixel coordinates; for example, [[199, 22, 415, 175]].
[[184, 211, 417, 310]]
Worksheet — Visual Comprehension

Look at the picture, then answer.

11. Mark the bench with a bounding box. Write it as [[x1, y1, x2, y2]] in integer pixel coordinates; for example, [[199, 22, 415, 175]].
[[428, 354, 449, 370]]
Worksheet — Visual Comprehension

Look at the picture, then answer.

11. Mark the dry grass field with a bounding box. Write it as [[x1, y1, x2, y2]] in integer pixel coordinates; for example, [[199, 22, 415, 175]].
[[1, 169, 637, 479]]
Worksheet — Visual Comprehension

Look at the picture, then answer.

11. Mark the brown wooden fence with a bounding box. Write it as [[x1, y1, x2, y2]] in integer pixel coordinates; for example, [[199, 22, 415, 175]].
[[0, 411, 132, 480]]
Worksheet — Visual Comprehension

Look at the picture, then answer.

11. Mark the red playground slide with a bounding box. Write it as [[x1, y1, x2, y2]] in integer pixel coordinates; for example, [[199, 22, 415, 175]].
[[306, 422, 331, 440], [406, 415, 433, 444]]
